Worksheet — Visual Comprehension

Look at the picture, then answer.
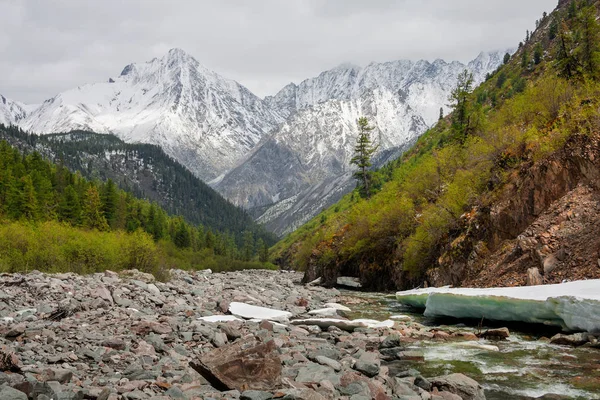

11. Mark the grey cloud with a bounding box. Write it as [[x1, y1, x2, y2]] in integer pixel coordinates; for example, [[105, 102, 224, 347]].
[[0, 0, 557, 103]]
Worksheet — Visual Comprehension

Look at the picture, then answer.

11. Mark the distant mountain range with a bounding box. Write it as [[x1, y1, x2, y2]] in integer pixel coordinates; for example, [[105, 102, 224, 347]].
[[0, 48, 509, 235]]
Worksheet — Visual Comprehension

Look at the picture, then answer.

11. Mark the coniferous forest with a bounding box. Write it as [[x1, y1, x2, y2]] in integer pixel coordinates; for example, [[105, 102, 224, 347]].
[[0, 133, 276, 278]]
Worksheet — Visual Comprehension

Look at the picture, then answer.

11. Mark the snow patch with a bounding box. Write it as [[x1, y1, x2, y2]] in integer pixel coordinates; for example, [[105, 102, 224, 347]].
[[396, 280, 600, 332], [228, 302, 292, 322]]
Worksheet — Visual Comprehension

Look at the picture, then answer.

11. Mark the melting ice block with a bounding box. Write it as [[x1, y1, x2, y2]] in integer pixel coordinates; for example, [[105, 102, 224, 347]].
[[228, 302, 292, 322], [396, 280, 600, 332]]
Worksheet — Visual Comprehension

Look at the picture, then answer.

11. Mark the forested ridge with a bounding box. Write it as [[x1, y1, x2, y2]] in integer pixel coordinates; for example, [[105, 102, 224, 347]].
[[0, 125, 276, 247], [272, 0, 600, 290], [0, 136, 275, 277]]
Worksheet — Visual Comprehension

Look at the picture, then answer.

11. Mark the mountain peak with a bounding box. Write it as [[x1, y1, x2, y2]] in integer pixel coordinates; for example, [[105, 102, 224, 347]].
[[331, 62, 361, 73]]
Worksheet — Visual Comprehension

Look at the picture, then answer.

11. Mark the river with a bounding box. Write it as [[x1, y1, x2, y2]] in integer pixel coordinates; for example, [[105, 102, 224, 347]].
[[342, 290, 600, 400]]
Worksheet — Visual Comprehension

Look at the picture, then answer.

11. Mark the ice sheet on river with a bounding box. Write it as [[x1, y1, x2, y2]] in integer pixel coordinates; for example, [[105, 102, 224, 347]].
[[396, 280, 600, 332]]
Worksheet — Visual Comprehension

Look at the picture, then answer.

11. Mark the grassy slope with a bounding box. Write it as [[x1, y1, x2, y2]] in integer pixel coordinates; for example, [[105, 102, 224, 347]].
[[272, 0, 600, 289]]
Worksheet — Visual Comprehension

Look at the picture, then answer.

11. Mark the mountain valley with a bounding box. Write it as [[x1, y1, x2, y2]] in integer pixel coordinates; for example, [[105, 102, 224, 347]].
[[0, 50, 508, 235]]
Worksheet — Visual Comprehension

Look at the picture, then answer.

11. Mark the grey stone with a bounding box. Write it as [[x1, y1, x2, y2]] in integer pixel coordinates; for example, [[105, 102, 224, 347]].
[[296, 364, 341, 385], [241, 390, 274, 400], [0, 385, 28, 400], [353, 352, 380, 378], [430, 373, 485, 400], [314, 355, 342, 371]]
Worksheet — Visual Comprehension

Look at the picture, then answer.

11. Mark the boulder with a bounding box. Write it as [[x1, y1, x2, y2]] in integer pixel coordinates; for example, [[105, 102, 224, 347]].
[[526, 268, 543, 286], [353, 352, 380, 378], [480, 327, 510, 340], [0, 386, 28, 400], [190, 337, 282, 391], [430, 373, 485, 400], [550, 332, 590, 347]]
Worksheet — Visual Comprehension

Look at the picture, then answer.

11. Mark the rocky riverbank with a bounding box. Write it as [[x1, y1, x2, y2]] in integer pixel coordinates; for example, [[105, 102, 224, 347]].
[[0, 269, 499, 400]]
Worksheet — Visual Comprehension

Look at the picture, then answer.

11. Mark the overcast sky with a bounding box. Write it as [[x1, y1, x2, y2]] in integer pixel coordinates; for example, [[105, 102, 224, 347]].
[[1, 0, 557, 104]]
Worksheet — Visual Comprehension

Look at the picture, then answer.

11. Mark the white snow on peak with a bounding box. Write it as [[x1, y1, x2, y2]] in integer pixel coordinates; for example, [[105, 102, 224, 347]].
[[14, 48, 284, 181], [221, 50, 509, 235], [396, 280, 600, 333], [0, 94, 28, 126]]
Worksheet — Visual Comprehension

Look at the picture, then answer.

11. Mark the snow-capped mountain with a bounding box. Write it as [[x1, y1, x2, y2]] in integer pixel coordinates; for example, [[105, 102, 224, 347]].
[[15, 49, 284, 180], [0, 95, 29, 126], [216, 51, 510, 235], [2, 48, 508, 236]]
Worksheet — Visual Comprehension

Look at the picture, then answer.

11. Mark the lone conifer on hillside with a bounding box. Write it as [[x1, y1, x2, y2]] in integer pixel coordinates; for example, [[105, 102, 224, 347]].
[[351, 117, 378, 198]]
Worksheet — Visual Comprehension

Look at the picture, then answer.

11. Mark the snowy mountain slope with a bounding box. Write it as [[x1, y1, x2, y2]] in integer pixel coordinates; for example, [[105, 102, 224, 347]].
[[19, 49, 284, 180], [218, 51, 510, 235], [0, 95, 29, 126], [4, 48, 509, 236]]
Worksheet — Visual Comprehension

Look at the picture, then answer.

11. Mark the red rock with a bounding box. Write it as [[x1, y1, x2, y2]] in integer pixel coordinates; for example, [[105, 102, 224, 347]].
[[190, 337, 282, 391]]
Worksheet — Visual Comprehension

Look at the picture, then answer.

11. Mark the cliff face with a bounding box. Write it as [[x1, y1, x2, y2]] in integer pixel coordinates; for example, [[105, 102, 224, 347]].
[[430, 132, 600, 287]]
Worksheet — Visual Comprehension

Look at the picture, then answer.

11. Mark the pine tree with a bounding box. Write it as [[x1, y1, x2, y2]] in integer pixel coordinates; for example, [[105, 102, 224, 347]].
[[439, 107, 444, 120], [556, 21, 579, 79], [174, 219, 191, 248], [58, 185, 81, 225], [20, 176, 38, 220], [205, 230, 216, 250], [242, 230, 255, 261], [521, 49, 530, 69], [257, 238, 269, 263], [503, 52, 511, 64], [350, 117, 378, 198], [101, 179, 119, 227], [576, 5, 600, 78], [448, 70, 474, 140], [82, 185, 109, 231]]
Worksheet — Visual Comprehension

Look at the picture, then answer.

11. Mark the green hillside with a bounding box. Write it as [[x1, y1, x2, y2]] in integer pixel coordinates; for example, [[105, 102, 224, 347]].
[[0, 125, 276, 247], [272, 0, 600, 290], [0, 138, 275, 278]]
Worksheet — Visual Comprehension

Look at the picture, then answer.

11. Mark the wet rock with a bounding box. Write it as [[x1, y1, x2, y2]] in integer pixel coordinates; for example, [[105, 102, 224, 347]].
[[430, 373, 485, 400], [380, 334, 402, 349], [414, 375, 432, 391], [480, 327, 510, 340], [550, 332, 590, 346], [190, 337, 282, 391]]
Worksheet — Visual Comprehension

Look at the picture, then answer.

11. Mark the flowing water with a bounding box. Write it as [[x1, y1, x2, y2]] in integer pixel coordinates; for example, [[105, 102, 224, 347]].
[[342, 291, 600, 400]]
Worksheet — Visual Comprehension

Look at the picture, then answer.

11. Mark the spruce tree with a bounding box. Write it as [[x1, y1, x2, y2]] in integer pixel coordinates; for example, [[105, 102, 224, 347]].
[[82, 186, 109, 231], [242, 230, 255, 261], [174, 219, 191, 248], [350, 117, 378, 198], [556, 21, 579, 79], [20, 176, 38, 220], [59, 185, 81, 225], [576, 5, 600, 78], [449, 70, 474, 140], [257, 238, 269, 262], [101, 179, 119, 227]]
